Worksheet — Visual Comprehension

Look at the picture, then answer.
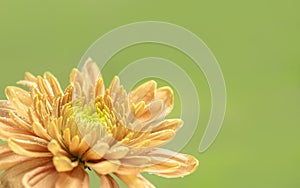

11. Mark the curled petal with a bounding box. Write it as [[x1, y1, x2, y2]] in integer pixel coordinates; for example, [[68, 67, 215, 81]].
[[143, 148, 199, 178], [129, 80, 156, 105], [55, 166, 89, 188], [17, 72, 37, 88], [155, 87, 174, 115], [0, 158, 52, 188], [22, 164, 59, 188]]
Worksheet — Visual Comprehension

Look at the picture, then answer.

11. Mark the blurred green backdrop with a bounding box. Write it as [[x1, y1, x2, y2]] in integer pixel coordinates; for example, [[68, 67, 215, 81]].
[[0, 0, 299, 187]]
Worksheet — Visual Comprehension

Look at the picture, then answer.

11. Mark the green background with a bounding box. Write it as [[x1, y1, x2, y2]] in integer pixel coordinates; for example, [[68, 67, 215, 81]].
[[0, 0, 299, 187]]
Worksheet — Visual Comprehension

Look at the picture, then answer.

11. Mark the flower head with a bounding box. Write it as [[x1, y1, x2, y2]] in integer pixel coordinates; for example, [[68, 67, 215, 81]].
[[0, 59, 198, 188]]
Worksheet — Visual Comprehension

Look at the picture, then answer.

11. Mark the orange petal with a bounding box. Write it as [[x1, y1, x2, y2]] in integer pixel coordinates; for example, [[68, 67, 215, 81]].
[[44, 72, 63, 97], [0, 158, 52, 187], [55, 166, 89, 188], [99, 175, 120, 188], [22, 164, 59, 188], [95, 78, 105, 98], [0, 144, 30, 170], [146, 130, 175, 148]]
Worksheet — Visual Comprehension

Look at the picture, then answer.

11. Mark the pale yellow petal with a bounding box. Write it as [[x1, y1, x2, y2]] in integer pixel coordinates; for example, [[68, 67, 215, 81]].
[[53, 156, 78, 172]]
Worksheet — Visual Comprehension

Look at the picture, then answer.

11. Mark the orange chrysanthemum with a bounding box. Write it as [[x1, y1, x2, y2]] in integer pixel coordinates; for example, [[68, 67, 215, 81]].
[[0, 59, 198, 188]]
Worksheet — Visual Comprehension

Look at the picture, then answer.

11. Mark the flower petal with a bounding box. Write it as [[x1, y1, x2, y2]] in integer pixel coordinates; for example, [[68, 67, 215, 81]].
[[5, 86, 31, 119], [44, 72, 63, 97], [53, 156, 78, 172], [70, 58, 101, 101], [82, 142, 109, 161], [0, 100, 14, 118], [99, 175, 120, 188], [0, 144, 30, 170], [8, 135, 52, 157], [0, 158, 52, 188], [129, 80, 156, 105], [143, 148, 199, 178], [104, 146, 129, 160], [146, 130, 175, 148], [0, 118, 33, 141], [151, 119, 183, 133], [86, 160, 120, 175], [121, 156, 151, 167], [22, 164, 59, 188], [55, 166, 89, 188], [155, 87, 174, 115]]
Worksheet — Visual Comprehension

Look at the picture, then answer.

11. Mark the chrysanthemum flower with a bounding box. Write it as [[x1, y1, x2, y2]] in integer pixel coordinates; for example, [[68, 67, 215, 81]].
[[0, 59, 198, 188]]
